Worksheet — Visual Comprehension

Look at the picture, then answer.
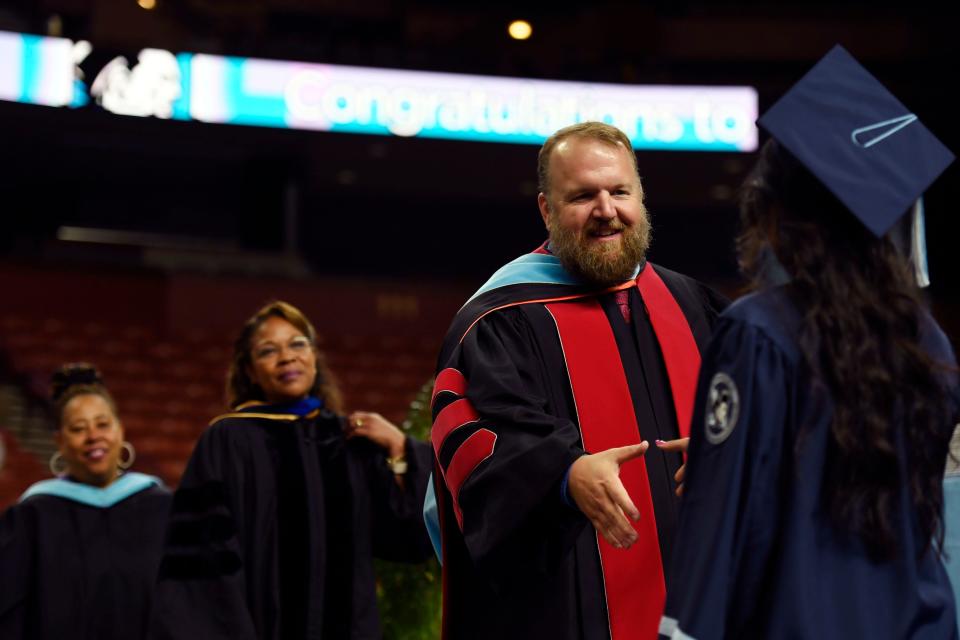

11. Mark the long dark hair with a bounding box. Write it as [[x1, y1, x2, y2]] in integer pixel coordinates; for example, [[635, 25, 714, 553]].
[[738, 139, 956, 560], [226, 300, 344, 413]]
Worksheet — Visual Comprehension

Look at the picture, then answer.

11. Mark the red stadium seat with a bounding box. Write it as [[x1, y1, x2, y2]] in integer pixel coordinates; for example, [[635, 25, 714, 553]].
[[0, 309, 439, 499], [0, 428, 48, 511]]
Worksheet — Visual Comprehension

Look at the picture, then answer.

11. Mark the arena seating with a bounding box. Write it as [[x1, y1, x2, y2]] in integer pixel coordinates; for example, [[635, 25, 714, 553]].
[[0, 427, 47, 508], [0, 312, 438, 508]]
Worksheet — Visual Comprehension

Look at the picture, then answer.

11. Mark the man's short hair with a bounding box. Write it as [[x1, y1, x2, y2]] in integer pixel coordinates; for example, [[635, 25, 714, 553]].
[[537, 122, 640, 196]]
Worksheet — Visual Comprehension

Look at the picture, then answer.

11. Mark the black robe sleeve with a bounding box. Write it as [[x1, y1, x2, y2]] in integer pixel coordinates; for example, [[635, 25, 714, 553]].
[[366, 436, 435, 563], [0, 503, 31, 637], [434, 307, 587, 589], [152, 424, 257, 640]]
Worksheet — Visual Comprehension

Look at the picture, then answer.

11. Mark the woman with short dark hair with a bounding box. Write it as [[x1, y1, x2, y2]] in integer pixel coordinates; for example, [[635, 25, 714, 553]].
[[152, 300, 432, 640], [0, 363, 171, 639]]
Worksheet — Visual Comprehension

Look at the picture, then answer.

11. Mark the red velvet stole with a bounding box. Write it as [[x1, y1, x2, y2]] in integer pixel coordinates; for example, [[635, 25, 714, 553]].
[[635, 265, 701, 440], [544, 265, 701, 640]]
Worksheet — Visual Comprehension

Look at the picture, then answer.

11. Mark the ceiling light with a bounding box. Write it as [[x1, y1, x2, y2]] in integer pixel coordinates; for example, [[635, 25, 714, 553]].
[[508, 20, 532, 41]]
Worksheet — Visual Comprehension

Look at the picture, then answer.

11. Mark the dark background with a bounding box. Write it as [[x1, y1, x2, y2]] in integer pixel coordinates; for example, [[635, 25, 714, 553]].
[[0, 0, 957, 329]]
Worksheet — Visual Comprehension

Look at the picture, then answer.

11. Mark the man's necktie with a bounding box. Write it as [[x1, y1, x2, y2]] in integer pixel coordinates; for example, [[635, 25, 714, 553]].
[[614, 289, 631, 324]]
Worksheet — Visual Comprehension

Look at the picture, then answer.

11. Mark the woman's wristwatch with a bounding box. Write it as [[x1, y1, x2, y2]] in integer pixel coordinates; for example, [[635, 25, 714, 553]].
[[386, 455, 408, 475]]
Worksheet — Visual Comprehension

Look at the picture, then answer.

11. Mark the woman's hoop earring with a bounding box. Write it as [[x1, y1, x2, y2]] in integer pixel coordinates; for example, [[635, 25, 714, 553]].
[[118, 441, 136, 470], [49, 452, 67, 476]]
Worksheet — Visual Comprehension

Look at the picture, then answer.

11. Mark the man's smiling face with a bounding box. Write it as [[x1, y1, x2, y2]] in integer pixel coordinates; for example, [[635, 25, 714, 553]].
[[538, 136, 651, 286]]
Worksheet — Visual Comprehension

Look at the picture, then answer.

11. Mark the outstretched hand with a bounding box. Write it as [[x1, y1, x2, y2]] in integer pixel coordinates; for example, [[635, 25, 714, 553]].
[[345, 411, 406, 459], [656, 437, 689, 496], [568, 442, 649, 549]]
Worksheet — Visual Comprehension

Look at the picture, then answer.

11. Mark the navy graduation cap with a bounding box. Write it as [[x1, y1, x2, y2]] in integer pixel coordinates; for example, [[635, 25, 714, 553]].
[[758, 44, 955, 238]]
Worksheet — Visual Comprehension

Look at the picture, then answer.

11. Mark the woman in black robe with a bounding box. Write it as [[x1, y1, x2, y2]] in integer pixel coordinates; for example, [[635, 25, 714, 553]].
[[151, 300, 433, 640], [0, 363, 172, 639]]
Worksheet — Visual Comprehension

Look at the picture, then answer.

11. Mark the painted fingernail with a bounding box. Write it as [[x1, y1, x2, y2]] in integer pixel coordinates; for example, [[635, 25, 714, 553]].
[[655, 439, 665, 446]]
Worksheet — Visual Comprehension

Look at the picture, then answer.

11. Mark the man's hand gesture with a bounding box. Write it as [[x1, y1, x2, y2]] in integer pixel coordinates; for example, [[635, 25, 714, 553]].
[[568, 442, 648, 549]]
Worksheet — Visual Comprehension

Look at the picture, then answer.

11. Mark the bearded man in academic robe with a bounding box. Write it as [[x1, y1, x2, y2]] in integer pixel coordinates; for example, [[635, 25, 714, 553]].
[[428, 121, 728, 640]]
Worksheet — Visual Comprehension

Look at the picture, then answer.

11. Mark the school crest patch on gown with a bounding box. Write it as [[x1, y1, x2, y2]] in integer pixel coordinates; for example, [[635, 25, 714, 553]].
[[705, 372, 739, 444]]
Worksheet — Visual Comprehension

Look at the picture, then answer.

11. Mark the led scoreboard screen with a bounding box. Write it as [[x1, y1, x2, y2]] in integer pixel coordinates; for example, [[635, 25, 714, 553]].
[[0, 30, 758, 152]]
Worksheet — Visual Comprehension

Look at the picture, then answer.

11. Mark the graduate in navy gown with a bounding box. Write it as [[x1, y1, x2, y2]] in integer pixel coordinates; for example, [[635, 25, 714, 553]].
[[0, 364, 171, 640], [661, 46, 959, 640]]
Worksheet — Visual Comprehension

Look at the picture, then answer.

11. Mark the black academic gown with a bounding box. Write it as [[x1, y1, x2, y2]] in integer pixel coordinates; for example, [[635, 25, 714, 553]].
[[431, 258, 726, 640], [662, 286, 959, 640], [0, 475, 171, 640], [151, 403, 433, 640]]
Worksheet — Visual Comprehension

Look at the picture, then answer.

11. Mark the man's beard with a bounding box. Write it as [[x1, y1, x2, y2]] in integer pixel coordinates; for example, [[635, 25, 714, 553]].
[[547, 209, 651, 287]]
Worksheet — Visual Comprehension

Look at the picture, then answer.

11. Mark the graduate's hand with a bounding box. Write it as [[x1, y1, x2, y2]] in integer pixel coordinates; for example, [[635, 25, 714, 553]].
[[656, 438, 689, 497], [568, 442, 649, 549], [346, 411, 406, 459]]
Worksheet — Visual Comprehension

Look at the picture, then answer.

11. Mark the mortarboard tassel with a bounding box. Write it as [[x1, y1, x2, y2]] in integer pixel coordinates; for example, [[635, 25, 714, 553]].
[[911, 197, 930, 288]]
